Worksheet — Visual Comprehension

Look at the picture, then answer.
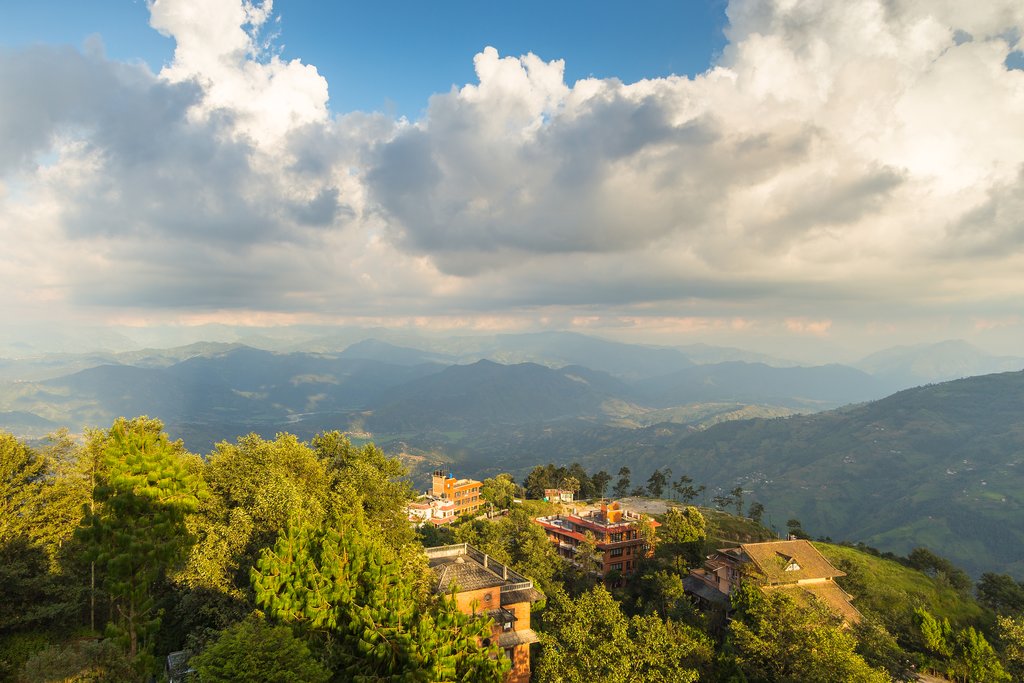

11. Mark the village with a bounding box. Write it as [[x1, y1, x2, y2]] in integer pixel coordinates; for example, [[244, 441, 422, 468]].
[[408, 468, 863, 683]]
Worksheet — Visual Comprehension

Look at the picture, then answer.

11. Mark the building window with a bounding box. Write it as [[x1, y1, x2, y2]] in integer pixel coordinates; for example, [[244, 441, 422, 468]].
[[612, 563, 623, 572], [610, 533, 622, 542], [610, 547, 623, 557]]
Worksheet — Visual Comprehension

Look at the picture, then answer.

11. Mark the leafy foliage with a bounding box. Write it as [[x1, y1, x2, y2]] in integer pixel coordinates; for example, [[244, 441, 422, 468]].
[[998, 614, 1024, 680], [190, 616, 331, 683], [17, 638, 137, 683], [252, 517, 508, 682], [535, 585, 708, 683], [727, 581, 891, 682], [480, 472, 517, 509]]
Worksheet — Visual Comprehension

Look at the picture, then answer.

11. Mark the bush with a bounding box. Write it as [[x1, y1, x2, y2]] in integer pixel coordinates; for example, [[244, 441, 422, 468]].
[[190, 617, 330, 683], [17, 638, 137, 683]]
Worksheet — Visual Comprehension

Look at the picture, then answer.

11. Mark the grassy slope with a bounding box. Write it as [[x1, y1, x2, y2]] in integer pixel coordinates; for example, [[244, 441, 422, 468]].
[[815, 542, 989, 629]]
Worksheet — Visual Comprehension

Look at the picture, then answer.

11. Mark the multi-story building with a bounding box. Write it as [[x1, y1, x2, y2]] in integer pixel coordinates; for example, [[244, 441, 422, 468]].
[[407, 496, 456, 526], [432, 468, 484, 516], [425, 543, 544, 683], [684, 539, 861, 623], [534, 500, 659, 579]]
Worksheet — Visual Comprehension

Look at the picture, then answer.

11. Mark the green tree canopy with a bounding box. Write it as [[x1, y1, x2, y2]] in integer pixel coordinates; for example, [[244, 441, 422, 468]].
[[656, 506, 706, 571], [80, 417, 206, 661], [181, 432, 332, 593], [190, 616, 331, 683], [252, 516, 508, 682], [481, 472, 517, 510], [728, 581, 892, 682], [536, 585, 707, 683], [0, 432, 46, 544]]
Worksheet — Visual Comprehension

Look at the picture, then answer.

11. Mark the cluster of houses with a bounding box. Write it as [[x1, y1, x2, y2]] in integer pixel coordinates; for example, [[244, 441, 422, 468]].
[[406, 468, 484, 526], [409, 468, 861, 682]]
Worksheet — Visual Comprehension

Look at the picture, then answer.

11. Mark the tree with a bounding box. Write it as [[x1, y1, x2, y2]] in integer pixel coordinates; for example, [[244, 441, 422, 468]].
[[731, 486, 744, 516], [591, 470, 611, 499], [535, 586, 633, 683], [561, 475, 581, 499], [629, 613, 710, 682], [481, 473, 517, 510], [252, 516, 508, 682], [656, 506, 706, 571], [536, 585, 707, 683], [312, 431, 415, 549], [566, 463, 594, 499], [612, 467, 631, 498], [977, 573, 1024, 615], [906, 547, 971, 593], [672, 474, 696, 503], [80, 417, 206, 662], [17, 638, 136, 683], [181, 432, 333, 594], [0, 433, 46, 544], [998, 615, 1024, 681], [630, 514, 658, 569], [852, 615, 914, 682], [190, 616, 330, 683], [949, 626, 1009, 682], [914, 608, 953, 659], [748, 501, 765, 524], [728, 581, 890, 682], [646, 468, 668, 498], [524, 464, 556, 499], [0, 537, 79, 636], [787, 517, 810, 540]]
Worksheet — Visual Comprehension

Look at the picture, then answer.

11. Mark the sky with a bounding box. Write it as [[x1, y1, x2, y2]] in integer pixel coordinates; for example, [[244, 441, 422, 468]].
[[1, 0, 1023, 361]]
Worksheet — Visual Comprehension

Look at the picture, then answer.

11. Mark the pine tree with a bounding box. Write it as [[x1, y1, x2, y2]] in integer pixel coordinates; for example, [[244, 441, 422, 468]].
[[80, 417, 206, 661]]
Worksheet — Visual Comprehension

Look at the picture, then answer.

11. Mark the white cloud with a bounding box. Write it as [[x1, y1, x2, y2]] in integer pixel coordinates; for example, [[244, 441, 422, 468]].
[[1, 0, 1024, 355], [150, 0, 329, 147]]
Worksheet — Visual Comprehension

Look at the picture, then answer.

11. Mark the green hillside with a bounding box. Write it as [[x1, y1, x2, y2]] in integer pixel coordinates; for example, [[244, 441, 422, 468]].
[[572, 371, 1024, 578], [816, 543, 988, 629]]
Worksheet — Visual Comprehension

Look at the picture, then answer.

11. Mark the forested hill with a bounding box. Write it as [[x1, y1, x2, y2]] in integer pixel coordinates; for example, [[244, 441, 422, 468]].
[[582, 370, 1024, 577]]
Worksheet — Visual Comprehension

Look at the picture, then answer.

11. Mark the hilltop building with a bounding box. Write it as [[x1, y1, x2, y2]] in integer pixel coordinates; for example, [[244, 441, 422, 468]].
[[406, 496, 456, 526], [425, 543, 544, 683], [685, 539, 861, 623], [432, 468, 484, 516], [534, 501, 659, 580], [543, 488, 574, 503]]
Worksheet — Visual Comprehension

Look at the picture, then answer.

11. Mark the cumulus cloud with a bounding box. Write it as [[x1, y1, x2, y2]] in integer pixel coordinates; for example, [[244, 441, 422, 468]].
[[1, 0, 1024, 354]]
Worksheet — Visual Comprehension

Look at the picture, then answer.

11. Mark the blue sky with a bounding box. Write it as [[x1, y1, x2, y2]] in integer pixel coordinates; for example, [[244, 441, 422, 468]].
[[2, 0, 1024, 360], [2, 0, 729, 118]]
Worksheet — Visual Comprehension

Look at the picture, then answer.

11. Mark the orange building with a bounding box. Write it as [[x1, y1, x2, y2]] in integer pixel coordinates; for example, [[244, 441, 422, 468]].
[[425, 543, 544, 683], [432, 468, 483, 516], [534, 501, 659, 579]]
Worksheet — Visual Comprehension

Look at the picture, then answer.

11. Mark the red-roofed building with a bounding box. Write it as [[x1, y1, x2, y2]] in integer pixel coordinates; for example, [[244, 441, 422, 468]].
[[534, 501, 659, 579]]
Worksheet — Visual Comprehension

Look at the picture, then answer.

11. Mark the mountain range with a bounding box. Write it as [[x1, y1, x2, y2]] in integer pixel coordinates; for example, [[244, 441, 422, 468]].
[[1, 332, 1022, 577]]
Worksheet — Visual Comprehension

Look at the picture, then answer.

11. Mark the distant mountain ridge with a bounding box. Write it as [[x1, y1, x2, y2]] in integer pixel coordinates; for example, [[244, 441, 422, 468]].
[[571, 370, 1024, 578], [855, 339, 1024, 388]]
